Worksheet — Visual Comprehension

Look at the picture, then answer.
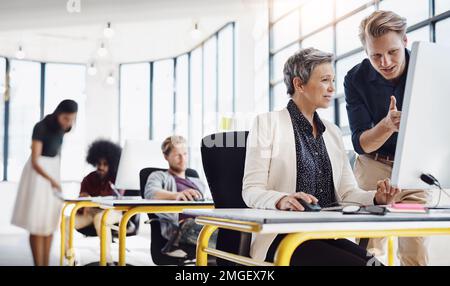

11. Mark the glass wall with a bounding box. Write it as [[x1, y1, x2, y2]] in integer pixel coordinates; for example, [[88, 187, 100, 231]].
[[269, 0, 450, 150], [436, 18, 450, 46], [7, 60, 41, 181], [217, 24, 235, 117], [379, 0, 429, 26], [189, 47, 204, 171], [203, 37, 218, 137], [0, 59, 86, 182], [0, 58, 5, 180], [152, 59, 175, 141], [44, 63, 86, 181], [436, 0, 450, 15], [119, 63, 150, 142], [174, 55, 189, 139], [335, 7, 374, 56]]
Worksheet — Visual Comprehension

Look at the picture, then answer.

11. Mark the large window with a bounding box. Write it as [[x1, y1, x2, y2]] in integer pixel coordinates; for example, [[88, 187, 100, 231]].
[[272, 82, 290, 111], [269, 0, 450, 150], [436, 18, 450, 46], [436, 0, 450, 15], [272, 9, 300, 51], [272, 44, 299, 83], [302, 27, 334, 53], [119, 23, 235, 175], [189, 47, 203, 171], [0, 59, 87, 182], [300, 0, 334, 36], [406, 27, 430, 49], [272, 0, 302, 22], [152, 59, 175, 141], [119, 63, 150, 142], [335, 51, 366, 95], [174, 55, 189, 139], [8, 60, 41, 181], [217, 24, 235, 119], [335, 0, 368, 18], [45, 63, 86, 181], [203, 37, 218, 136], [379, 0, 429, 26], [0, 58, 5, 180], [336, 7, 374, 56]]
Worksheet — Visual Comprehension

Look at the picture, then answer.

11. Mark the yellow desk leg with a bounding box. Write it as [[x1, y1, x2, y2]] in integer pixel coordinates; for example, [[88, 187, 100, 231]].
[[68, 204, 79, 266], [67, 201, 99, 266], [387, 236, 395, 266], [118, 208, 140, 266], [274, 233, 308, 266], [100, 209, 112, 266], [60, 202, 73, 266], [196, 225, 218, 266]]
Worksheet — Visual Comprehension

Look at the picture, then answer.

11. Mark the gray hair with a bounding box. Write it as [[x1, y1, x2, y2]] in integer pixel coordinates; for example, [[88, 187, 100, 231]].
[[283, 48, 334, 96]]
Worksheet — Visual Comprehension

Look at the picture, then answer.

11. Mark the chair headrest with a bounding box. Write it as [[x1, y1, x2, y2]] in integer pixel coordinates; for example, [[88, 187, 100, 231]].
[[200, 131, 249, 208]]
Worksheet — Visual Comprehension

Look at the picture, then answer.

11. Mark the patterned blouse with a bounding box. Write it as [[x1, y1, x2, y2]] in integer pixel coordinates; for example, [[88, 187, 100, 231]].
[[286, 99, 337, 207]]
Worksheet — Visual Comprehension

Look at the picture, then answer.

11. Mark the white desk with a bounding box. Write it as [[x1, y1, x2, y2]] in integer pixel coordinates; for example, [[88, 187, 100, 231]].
[[94, 198, 214, 207], [183, 208, 450, 266], [94, 198, 214, 266]]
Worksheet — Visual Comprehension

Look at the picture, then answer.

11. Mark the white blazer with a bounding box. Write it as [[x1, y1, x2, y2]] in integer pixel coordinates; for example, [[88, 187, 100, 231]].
[[242, 108, 376, 261]]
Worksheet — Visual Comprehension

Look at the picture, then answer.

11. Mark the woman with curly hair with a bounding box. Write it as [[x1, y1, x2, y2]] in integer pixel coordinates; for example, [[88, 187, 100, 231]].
[[64, 139, 123, 266]]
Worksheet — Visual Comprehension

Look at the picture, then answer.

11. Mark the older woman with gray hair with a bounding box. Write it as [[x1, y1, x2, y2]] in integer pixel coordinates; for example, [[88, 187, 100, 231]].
[[242, 48, 399, 266]]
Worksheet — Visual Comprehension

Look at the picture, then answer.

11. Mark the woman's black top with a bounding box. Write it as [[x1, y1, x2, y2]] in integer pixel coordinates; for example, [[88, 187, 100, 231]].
[[31, 119, 64, 157], [286, 100, 337, 207]]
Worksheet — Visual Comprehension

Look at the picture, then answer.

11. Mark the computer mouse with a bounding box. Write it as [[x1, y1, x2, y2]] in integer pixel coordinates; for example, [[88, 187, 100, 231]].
[[297, 198, 321, 212]]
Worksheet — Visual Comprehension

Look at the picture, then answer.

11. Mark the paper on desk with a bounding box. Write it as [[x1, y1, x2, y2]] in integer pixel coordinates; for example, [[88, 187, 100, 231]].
[[53, 190, 65, 201]]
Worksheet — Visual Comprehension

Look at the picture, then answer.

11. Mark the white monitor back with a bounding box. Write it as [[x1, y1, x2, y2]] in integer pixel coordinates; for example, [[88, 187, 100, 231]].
[[115, 140, 168, 190], [392, 42, 450, 189]]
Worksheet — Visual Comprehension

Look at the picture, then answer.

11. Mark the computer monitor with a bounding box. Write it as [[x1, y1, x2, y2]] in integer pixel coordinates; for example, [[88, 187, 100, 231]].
[[392, 42, 450, 189]]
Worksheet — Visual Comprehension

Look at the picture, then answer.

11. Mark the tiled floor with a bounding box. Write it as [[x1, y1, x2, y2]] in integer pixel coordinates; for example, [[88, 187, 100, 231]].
[[1, 182, 450, 266]]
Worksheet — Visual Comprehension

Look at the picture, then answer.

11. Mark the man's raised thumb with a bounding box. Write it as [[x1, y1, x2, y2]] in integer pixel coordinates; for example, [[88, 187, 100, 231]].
[[390, 96, 397, 111]]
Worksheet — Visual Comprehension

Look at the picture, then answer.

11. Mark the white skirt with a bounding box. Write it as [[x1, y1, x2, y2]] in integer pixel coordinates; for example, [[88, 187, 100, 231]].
[[11, 155, 62, 236]]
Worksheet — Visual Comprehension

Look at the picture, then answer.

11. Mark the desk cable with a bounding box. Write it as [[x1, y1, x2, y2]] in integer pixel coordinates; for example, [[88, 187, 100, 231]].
[[420, 173, 450, 208]]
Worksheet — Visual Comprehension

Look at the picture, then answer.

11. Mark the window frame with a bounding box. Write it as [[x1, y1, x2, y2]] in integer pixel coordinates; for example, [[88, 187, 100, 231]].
[[118, 22, 236, 172], [0, 56, 86, 182], [269, 0, 450, 140]]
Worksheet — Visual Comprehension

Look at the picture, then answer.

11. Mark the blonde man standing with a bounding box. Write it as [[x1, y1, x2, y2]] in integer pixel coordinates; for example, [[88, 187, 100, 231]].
[[344, 10, 429, 266]]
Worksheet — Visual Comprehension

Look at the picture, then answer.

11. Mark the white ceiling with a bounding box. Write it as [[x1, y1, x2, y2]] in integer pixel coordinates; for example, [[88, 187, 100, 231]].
[[0, 0, 262, 64]]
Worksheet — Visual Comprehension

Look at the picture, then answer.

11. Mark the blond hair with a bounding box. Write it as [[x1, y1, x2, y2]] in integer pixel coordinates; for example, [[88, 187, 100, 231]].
[[359, 10, 407, 46], [161, 135, 187, 156]]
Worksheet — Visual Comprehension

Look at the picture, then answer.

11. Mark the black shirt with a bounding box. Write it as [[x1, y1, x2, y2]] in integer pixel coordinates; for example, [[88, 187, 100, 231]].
[[287, 100, 337, 208], [344, 49, 410, 156], [32, 120, 64, 157]]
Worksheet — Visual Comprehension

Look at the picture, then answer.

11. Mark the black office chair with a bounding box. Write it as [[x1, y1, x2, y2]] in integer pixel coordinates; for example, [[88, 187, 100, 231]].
[[201, 131, 251, 266], [139, 167, 199, 265]]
